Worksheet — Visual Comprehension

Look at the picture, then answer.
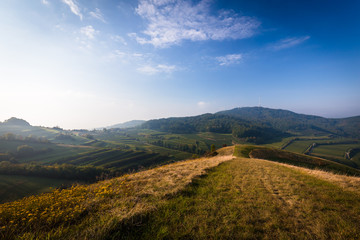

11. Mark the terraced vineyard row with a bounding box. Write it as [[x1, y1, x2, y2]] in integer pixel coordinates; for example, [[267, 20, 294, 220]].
[[55, 148, 172, 171]]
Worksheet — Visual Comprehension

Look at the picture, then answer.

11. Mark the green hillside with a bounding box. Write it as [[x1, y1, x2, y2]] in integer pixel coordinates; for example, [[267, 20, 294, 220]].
[[2, 149, 360, 239], [217, 107, 360, 137], [139, 107, 360, 144], [55, 148, 172, 171], [234, 145, 360, 176], [116, 158, 360, 239]]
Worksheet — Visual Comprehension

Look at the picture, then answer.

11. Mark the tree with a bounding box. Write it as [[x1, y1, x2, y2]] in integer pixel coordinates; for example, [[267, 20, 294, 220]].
[[210, 144, 216, 153]]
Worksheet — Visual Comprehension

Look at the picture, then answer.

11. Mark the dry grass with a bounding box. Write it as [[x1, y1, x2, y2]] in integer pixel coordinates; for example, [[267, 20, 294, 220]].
[[106, 154, 235, 218], [1, 151, 234, 239], [269, 160, 360, 194], [118, 157, 360, 239]]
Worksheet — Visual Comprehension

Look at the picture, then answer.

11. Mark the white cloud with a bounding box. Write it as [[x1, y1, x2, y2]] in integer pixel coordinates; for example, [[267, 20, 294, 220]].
[[90, 8, 106, 23], [134, 0, 260, 48], [270, 36, 310, 51], [62, 0, 83, 20], [216, 54, 242, 66], [137, 64, 176, 75], [41, 0, 49, 5], [80, 25, 98, 39]]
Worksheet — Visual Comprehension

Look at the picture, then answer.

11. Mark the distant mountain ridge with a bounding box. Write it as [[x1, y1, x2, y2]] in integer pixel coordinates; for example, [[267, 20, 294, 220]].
[[106, 120, 146, 129], [216, 107, 360, 137], [140, 107, 360, 140]]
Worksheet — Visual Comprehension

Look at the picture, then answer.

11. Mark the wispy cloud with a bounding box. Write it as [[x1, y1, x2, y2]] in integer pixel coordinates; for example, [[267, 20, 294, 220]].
[[62, 0, 82, 20], [134, 0, 260, 48], [89, 8, 106, 23], [80, 25, 98, 39], [111, 35, 127, 45], [137, 64, 176, 75], [41, 0, 49, 5], [216, 54, 242, 66], [270, 36, 310, 51]]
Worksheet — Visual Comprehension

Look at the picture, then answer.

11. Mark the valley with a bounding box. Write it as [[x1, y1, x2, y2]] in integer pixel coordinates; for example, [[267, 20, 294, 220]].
[[0, 107, 359, 239]]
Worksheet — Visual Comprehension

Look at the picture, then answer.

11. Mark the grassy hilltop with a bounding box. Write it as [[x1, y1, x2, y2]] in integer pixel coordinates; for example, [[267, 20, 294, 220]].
[[1, 146, 360, 239]]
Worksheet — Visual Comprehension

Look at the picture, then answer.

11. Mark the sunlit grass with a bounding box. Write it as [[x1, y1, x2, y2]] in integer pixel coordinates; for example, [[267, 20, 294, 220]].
[[116, 158, 360, 239], [0, 153, 233, 239]]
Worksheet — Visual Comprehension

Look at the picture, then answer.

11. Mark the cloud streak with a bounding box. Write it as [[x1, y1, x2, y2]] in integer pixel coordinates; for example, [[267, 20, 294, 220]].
[[270, 36, 310, 51], [134, 0, 260, 48], [137, 64, 176, 75], [90, 8, 106, 23], [216, 54, 242, 66], [80, 25, 98, 39], [62, 0, 82, 20]]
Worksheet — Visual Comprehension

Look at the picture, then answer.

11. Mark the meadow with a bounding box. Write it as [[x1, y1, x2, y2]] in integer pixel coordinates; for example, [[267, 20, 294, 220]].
[[117, 158, 360, 239], [2, 147, 360, 239], [234, 145, 360, 176], [0, 152, 233, 239]]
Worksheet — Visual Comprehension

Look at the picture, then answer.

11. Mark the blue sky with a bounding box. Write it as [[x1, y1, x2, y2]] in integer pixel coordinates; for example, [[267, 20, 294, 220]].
[[0, 0, 359, 129]]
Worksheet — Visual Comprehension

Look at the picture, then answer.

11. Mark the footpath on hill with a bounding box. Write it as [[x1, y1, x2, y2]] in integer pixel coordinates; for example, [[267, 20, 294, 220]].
[[115, 157, 360, 240]]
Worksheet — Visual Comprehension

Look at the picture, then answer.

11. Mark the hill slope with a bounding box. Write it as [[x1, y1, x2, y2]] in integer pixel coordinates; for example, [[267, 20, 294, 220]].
[[118, 158, 360, 239], [140, 107, 360, 139], [217, 107, 360, 137], [2, 147, 360, 239], [234, 145, 360, 176]]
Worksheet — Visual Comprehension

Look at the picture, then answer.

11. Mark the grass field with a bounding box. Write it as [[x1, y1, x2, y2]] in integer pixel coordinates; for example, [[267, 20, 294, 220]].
[[0, 154, 233, 239], [20, 145, 93, 164], [0, 140, 92, 164], [55, 148, 173, 171], [97, 129, 239, 155], [312, 144, 360, 159], [0, 175, 74, 203], [2, 147, 360, 239], [111, 158, 360, 239], [234, 145, 360, 176]]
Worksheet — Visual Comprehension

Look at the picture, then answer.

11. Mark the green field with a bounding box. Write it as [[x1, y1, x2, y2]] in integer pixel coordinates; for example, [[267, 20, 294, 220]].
[[234, 145, 360, 176], [0, 140, 94, 164], [312, 144, 360, 159], [54, 148, 174, 172], [0, 175, 74, 203]]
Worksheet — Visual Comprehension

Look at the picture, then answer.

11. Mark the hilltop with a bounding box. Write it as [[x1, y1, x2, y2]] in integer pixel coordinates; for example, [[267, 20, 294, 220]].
[[217, 107, 360, 137], [1, 117, 30, 127], [139, 107, 360, 143], [1, 146, 360, 239]]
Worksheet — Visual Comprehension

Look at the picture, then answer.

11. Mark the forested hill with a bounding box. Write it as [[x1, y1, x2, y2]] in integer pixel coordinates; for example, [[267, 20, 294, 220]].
[[217, 107, 360, 137], [140, 113, 288, 144], [140, 107, 360, 140]]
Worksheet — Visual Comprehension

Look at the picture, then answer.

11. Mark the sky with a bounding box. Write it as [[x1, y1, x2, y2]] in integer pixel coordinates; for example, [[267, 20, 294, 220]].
[[0, 0, 359, 129]]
